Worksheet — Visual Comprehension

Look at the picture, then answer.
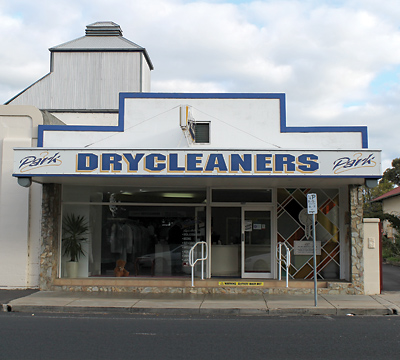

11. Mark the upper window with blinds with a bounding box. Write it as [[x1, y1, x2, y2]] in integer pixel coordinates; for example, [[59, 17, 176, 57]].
[[194, 122, 210, 144]]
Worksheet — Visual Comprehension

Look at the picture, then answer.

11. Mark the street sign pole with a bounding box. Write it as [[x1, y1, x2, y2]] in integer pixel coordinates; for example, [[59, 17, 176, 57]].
[[312, 212, 317, 307], [307, 193, 318, 307]]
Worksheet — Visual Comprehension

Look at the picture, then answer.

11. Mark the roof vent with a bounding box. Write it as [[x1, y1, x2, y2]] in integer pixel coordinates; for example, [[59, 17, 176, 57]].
[[85, 21, 122, 36]]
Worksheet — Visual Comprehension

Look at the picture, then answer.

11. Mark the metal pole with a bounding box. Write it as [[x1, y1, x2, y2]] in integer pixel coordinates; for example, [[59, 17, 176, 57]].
[[201, 243, 204, 280], [286, 245, 290, 288], [278, 244, 282, 281], [286, 253, 289, 288], [313, 213, 317, 307]]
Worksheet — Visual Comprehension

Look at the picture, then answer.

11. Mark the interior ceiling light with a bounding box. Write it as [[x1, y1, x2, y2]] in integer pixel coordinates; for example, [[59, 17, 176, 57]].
[[162, 193, 195, 198]]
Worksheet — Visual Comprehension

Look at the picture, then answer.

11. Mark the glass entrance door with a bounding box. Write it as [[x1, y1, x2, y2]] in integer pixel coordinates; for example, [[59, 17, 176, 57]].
[[242, 207, 273, 278]]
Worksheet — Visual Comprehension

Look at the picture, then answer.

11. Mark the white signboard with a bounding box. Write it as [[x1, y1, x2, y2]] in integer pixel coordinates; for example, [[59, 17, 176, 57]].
[[307, 193, 318, 214], [294, 241, 321, 256], [245, 220, 252, 232], [13, 148, 382, 178]]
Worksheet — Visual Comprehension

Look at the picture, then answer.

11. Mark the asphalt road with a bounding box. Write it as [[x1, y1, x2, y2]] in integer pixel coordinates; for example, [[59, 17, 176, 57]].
[[382, 263, 400, 291], [0, 312, 399, 360]]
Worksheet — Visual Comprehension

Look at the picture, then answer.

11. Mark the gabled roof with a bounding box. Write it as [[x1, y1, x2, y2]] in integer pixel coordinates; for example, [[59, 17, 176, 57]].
[[373, 187, 400, 202], [49, 21, 153, 69]]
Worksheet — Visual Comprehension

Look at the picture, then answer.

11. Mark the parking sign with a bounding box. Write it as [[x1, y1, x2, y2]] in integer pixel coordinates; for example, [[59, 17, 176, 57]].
[[307, 193, 318, 214]]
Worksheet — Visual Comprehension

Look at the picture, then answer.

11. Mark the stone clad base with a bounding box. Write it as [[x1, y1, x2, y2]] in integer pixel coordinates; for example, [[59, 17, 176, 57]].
[[51, 278, 359, 295]]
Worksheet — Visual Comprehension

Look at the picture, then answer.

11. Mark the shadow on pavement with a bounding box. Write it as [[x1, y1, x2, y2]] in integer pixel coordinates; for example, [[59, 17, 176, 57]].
[[0, 289, 39, 305]]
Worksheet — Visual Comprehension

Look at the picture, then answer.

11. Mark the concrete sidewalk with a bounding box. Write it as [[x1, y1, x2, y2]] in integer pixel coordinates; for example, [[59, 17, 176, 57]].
[[2, 290, 400, 316]]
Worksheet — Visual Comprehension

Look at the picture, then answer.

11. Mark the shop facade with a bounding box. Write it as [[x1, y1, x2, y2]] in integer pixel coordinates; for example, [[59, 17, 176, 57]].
[[4, 22, 382, 294], [13, 93, 381, 294]]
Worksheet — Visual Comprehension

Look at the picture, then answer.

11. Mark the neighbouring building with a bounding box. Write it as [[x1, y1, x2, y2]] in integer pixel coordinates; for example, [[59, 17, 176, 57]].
[[373, 187, 400, 240], [1, 22, 382, 294]]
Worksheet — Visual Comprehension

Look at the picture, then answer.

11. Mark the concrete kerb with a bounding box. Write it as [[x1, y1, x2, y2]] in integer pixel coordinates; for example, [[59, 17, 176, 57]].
[[7, 305, 134, 314], [199, 308, 269, 316], [130, 307, 202, 315], [335, 307, 393, 316], [2, 291, 400, 316], [371, 295, 400, 315], [8, 305, 393, 316], [268, 307, 337, 316], [5, 304, 396, 316], [320, 294, 396, 315]]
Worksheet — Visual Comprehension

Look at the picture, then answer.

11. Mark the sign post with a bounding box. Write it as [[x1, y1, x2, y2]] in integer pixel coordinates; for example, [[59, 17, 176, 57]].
[[307, 193, 318, 307]]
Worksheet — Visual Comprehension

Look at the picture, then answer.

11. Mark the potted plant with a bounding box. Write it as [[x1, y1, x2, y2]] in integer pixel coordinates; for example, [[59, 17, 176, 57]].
[[62, 213, 89, 278]]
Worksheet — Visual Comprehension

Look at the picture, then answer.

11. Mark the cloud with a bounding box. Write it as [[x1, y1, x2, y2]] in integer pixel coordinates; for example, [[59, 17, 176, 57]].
[[1, 0, 399, 171]]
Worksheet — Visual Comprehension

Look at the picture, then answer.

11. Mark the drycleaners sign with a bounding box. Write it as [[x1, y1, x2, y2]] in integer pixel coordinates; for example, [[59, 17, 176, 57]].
[[13, 149, 381, 177]]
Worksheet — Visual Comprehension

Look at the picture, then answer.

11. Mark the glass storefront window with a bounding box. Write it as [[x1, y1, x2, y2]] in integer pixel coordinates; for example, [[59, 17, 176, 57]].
[[62, 186, 206, 204], [61, 186, 342, 280], [61, 187, 206, 278], [212, 189, 271, 203], [98, 205, 205, 277], [106, 189, 207, 204], [277, 188, 340, 280]]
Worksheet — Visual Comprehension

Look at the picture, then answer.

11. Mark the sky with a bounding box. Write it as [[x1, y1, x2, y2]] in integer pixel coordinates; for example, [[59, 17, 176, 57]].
[[1, 0, 399, 172]]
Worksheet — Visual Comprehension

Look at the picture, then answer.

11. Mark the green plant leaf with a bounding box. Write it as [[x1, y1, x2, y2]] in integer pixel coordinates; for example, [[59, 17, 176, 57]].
[[62, 213, 89, 261]]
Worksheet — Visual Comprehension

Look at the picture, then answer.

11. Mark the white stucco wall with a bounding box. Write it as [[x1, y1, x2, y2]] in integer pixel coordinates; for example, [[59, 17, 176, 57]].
[[41, 97, 364, 150], [363, 218, 381, 295], [0, 106, 43, 288], [382, 196, 400, 216], [50, 112, 118, 126]]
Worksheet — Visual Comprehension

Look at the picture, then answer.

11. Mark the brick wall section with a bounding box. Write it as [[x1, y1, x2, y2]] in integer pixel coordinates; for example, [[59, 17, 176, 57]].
[[349, 185, 364, 294], [40, 184, 62, 290]]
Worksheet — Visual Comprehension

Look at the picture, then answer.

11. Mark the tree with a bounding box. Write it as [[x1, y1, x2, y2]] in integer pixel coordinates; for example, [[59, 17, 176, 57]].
[[382, 214, 400, 260], [363, 178, 395, 218], [382, 158, 400, 186]]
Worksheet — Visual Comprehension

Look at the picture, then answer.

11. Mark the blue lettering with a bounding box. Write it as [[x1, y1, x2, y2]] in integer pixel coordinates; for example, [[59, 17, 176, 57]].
[[205, 154, 228, 172], [168, 153, 185, 172], [101, 153, 122, 172], [297, 154, 319, 172], [275, 154, 296, 172], [123, 153, 144, 172], [332, 153, 376, 174], [145, 153, 166, 172], [230, 154, 251, 172], [362, 154, 375, 165], [20, 152, 61, 169], [77, 153, 98, 171], [332, 157, 349, 171], [187, 154, 203, 172], [19, 156, 40, 168], [256, 154, 272, 172]]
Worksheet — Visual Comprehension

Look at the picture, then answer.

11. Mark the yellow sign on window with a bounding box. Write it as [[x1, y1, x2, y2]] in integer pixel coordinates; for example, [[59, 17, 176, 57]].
[[218, 281, 264, 287]]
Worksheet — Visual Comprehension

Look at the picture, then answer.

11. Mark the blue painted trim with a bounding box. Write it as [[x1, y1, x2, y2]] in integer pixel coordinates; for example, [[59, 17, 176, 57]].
[[37, 97, 125, 147], [281, 123, 369, 149], [37, 92, 368, 149], [12, 173, 381, 179], [119, 92, 286, 99]]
